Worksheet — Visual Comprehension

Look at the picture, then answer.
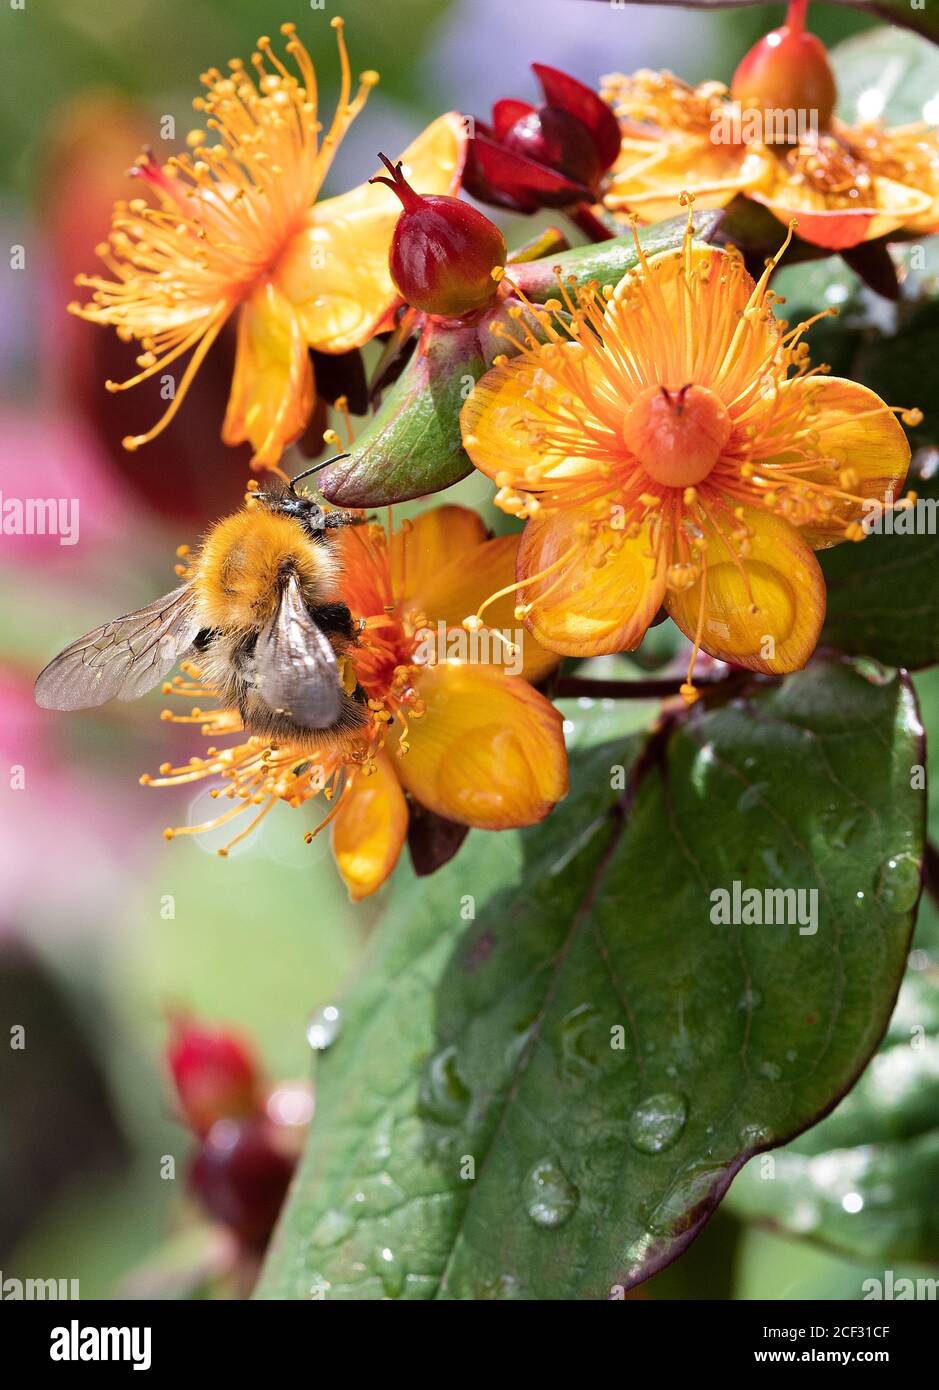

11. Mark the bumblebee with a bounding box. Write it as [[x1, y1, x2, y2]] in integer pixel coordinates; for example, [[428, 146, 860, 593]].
[[35, 459, 368, 745]]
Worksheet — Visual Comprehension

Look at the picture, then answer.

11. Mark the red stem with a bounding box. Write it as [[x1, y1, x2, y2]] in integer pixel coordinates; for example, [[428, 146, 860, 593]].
[[556, 674, 723, 700], [786, 0, 809, 34], [368, 153, 422, 212]]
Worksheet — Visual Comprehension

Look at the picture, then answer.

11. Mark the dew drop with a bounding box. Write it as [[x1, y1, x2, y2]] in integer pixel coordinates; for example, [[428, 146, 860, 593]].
[[558, 1003, 602, 1076], [524, 1158, 579, 1228], [628, 1091, 688, 1155], [371, 1245, 406, 1298], [307, 1005, 342, 1052], [647, 1162, 723, 1234], [820, 809, 860, 850], [417, 1044, 471, 1125], [739, 1122, 770, 1147], [876, 853, 921, 913]]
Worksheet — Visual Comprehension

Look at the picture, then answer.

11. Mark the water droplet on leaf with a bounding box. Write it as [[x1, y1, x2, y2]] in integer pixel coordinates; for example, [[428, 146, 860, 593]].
[[524, 1158, 579, 1228], [628, 1092, 688, 1154], [876, 853, 921, 913], [418, 1044, 471, 1125], [371, 1244, 406, 1298], [307, 1005, 342, 1051]]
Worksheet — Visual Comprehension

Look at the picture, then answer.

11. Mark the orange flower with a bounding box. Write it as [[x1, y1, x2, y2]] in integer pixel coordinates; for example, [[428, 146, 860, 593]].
[[143, 506, 566, 900], [460, 210, 919, 692], [601, 70, 775, 225], [601, 14, 939, 252], [745, 120, 939, 252], [69, 20, 464, 469]]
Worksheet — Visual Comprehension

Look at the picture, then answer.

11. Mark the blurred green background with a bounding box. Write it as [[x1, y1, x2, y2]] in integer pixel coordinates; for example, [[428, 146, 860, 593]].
[[3, 0, 930, 1302]]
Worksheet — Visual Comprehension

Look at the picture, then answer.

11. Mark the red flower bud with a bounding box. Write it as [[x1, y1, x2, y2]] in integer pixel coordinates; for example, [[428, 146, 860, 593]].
[[501, 106, 603, 188], [463, 64, 621, 214], [189, 1118, 294, 1249], [167, 1016, 260, 1137], [731, 0, 837, 137], [370, 155, 505, 318]]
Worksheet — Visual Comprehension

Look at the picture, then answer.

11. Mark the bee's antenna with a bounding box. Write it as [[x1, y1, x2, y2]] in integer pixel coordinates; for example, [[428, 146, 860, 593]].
[[289, 454, 350, 493]]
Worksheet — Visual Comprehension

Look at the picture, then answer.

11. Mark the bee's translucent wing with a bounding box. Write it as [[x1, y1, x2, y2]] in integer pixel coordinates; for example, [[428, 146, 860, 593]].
[[255, 575, 343, 729], [35, 583, 200, 711]]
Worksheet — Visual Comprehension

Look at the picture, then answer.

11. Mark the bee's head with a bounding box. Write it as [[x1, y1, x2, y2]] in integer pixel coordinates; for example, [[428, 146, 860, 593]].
[[253, 456, 362, 542]]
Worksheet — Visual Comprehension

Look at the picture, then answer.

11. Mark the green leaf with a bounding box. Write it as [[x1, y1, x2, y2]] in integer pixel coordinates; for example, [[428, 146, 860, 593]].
[[257, 657, 923, 1300], [320, 214, 720, 509], [510, 210, 721, 301], [772, 249, 939, 672], [734, 1224, 939, 1299], [832, 24, 939, 125], [820, 476, 939, 669], [320, 319, 489, 508], [726, 967, 939, 1263]]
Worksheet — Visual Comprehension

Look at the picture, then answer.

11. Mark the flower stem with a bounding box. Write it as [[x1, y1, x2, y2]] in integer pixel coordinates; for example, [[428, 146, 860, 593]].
[[556, 674, 724, 700], [786, 0, 809, 34]]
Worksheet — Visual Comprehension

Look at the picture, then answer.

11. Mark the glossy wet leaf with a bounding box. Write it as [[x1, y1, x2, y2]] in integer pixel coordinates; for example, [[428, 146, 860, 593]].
[[726, 967, 939, 1263], [257, 657, 923, 1299], [774, 252, 939, 673], [820, 476, 939, 669], [832, 25, 939, 125]]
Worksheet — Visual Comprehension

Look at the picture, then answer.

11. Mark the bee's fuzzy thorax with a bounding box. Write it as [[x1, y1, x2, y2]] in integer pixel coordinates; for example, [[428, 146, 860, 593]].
[[194, 508, 340, 630]]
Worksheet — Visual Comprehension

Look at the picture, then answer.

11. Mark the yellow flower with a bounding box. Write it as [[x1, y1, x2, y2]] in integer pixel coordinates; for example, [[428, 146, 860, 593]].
[[69, 20, 465, 469], [745, 120, 939, 252], [601, 70, 775, 225], [460, 211, 918, 692], [601, 69, 939, 252], [144, 506, 566, 899]]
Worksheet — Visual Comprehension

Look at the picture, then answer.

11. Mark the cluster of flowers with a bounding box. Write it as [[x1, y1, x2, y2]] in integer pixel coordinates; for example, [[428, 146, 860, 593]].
[[70, 7, 934, 897]]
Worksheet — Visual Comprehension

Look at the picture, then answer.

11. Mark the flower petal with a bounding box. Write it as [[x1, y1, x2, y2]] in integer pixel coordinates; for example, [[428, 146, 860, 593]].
[[605, 137, 771, 224], [871, 123, 939, 234], [389, 505, 488, 605], [393, 663, 568, 829], [666, 504, 825, 674], [331, 754, 408, 901], [516, 509, 666, 657], [751, 169, 932, 250], [461, 349, 611, 486], [275, 113, 466, 353], [222, 283, 315, 468], [413, 533, 559, 682], [750, 376, 911, 548]]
